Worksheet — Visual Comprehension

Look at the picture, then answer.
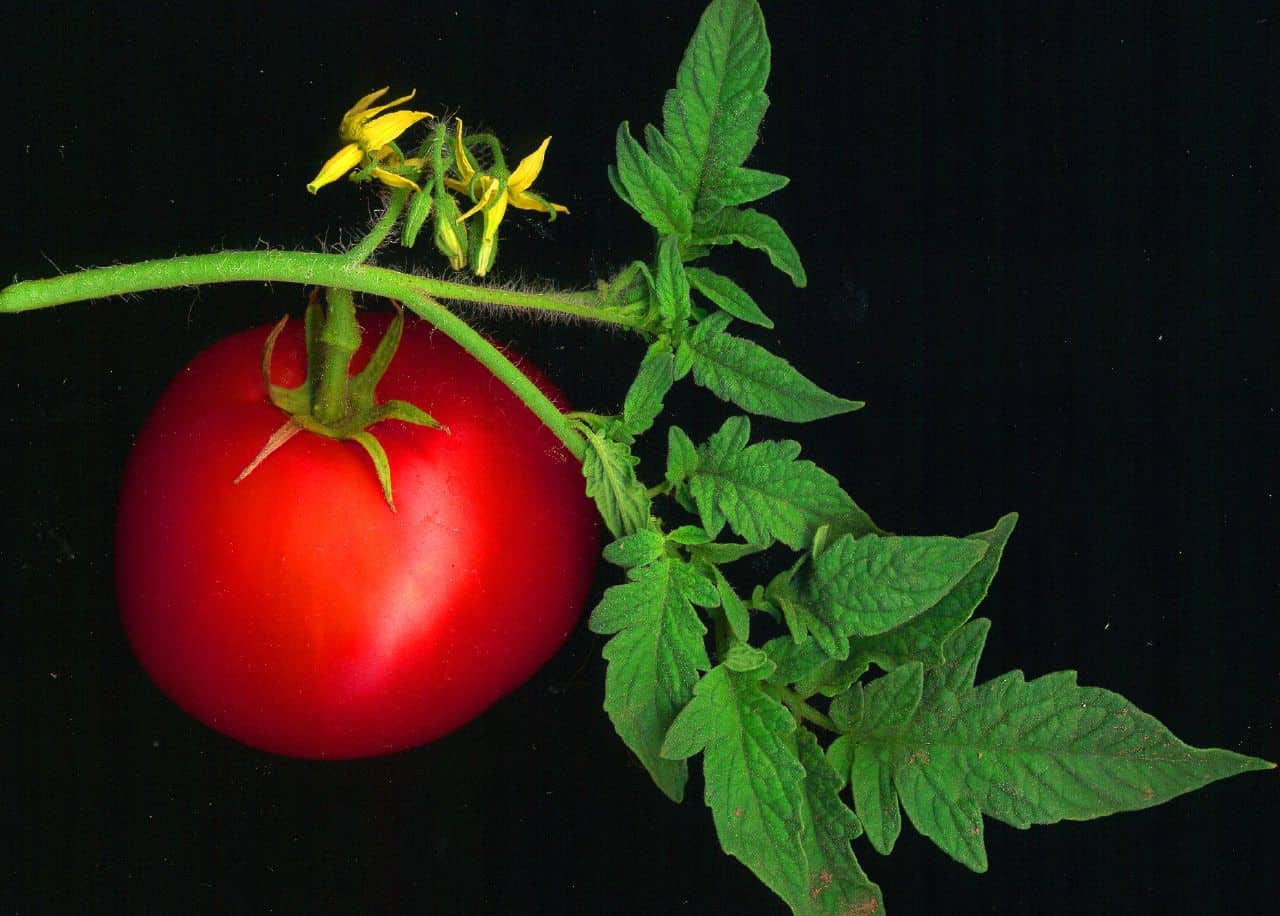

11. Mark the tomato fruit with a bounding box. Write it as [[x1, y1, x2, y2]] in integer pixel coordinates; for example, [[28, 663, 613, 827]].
[[115, 311, 599, 758]]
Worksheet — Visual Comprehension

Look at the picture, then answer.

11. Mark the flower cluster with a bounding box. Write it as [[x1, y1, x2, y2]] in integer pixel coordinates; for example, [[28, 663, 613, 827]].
[[307, 88, 566, 276]]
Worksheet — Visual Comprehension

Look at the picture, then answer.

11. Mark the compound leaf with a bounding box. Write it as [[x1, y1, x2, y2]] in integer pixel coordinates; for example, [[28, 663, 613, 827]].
[[582, 428, 651, 538], [684, 415, 871, 550], [845, 627, 1275, 872], [686, 266, 774, 329], [847, 513, 1017, 672], [615, 121, 693, 237], [659, 0, 771, 219], [692, 206, 807, 287], [589, 557, 718, 802], [621, 342, 677, 439], [686, 312, 861, 422], [662, 664, 808, 902], [792, 729, 884, 915], [788, 534, 988, 659]]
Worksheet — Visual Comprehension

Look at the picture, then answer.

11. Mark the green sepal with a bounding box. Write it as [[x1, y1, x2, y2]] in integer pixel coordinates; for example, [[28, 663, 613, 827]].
[[349, 301, 405, 404], [242, 296, 446, 510], [367, 399, 445, 432], [349, 430, 396, 511], [401, 188, 434, 247]]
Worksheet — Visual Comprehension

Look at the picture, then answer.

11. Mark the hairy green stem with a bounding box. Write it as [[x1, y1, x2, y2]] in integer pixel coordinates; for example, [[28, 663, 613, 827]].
[[312, 287, 360, 424], [345, 189, 411, 264], [397, 290, 587, 462], [0, 250, 631, 326], [0, 251, 609, 460]]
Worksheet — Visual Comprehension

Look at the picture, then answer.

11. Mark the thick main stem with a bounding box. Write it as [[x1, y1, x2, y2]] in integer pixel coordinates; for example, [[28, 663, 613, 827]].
[[0, 251, 606, 460], [0, 251, 626, 325]]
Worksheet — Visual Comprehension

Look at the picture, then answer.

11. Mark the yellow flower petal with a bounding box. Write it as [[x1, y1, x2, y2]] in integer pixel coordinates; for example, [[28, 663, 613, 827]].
[[370, 168, 421, 191], [481, 189, 510, 243], [458, 175, 501, 221], [506, 189, 569, 214], [343, 87, 390, 123], [452, 118, 474, 183], [359, 89, 418, 124], [306, 143, 363, 195], [361, 109, 433, 151], [508, 137, 552, 193]]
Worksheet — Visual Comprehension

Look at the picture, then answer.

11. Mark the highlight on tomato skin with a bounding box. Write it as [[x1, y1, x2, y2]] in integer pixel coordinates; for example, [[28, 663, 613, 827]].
[[114, 311, 600, 759]]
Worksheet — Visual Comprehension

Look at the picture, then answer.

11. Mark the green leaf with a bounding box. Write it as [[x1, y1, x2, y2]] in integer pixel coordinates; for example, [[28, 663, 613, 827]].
[[693, 206, 807, 287], [659, 0, 771, 218], [853, 657, 1275, 873], [926, 617, 992, 700], [813, 505, 889, 545], [757, 637, 870, 701], [708, 563, 750, 641], [614, 122, 693, 237], [688, 539, 768, 565], [722, 641, 769, 672], [666, 524, 711, 546], [842, 664, 922, 857], [792, 534, 989, 659], [686, 312, 862, 422], [849, 742, 903, 857], [861, 662, 925, 730], [684, 415, 872, 550], [643, 123, 686, 187], [654, 235, 692, 330], [764, 636, 868, 700], [589, 557, 717, 802], [606, 163, 634, 209], [581, 428, 650, 538], [686, 266, 773, 329], [602, 529, 666, 568], [621, 342, 676, 438], [665, 425, 699, 489], [709, 166, 790, 209], [828, 684, 863, 733], [793, 730, 885, 916], [847, 513, 1017, 671], [661, 665, 809, 902]]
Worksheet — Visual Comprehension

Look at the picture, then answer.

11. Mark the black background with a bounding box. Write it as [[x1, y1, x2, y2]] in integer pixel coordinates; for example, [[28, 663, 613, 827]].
[[3, 2, 1276, 914]]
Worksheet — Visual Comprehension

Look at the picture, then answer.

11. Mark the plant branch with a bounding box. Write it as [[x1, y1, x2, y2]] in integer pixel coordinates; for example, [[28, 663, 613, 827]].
[[397, 290, 587, 462], [0, 250, 637, 328], [345, 189, 411, 264], [0, 251, 607, 460]]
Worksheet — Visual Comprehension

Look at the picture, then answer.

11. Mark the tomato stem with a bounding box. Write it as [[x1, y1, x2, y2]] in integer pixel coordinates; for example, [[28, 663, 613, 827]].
[[311, 287, 361, 425], [345, 188, 412, 264], [0, 252, 593, 464], [0, 251, 636, 327], [397, 290, 588, 463]]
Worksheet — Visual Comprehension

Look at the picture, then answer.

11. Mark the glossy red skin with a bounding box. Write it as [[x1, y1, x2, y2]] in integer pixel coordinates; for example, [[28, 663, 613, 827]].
[[116, 312, 599, 759]]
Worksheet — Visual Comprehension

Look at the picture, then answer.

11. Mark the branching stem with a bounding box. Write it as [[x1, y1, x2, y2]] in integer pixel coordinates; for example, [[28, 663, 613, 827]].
[[345, 189, 411, 264], [0, 250, 634, 327], [0, 251, 628, 461]]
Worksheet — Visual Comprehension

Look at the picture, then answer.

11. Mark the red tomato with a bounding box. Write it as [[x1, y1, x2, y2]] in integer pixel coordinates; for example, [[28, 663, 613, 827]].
[[115, 311, 599, 758]]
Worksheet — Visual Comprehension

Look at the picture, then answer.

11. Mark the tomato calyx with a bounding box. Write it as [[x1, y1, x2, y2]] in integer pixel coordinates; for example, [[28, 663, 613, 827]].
[[234, 287, 446, 510]]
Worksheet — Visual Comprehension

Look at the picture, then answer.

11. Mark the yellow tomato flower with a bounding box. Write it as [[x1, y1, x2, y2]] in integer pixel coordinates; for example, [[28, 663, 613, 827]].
[[307, 88, 433, 194], [445, 119, 568, 275]]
